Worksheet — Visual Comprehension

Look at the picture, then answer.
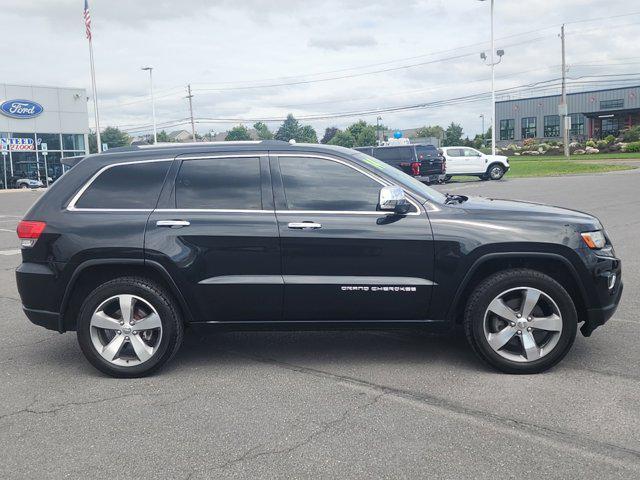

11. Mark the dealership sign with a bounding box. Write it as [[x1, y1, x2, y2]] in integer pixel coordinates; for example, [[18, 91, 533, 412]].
[[0, 137, 35, 151], [0, 99, 44, 119]]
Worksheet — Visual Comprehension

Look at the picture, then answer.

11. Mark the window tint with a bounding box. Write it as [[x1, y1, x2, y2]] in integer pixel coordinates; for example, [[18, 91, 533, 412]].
[[75, 161, 170, 209], [370, 147, 399, 164], [176, 157, 261, 209], [279, 157, 381, 211], [415, 145, 438, 158]]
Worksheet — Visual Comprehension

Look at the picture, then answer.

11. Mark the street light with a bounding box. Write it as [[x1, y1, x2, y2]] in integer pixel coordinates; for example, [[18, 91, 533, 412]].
[[478, 0, 504, 157], [141, 66, 157, 144]]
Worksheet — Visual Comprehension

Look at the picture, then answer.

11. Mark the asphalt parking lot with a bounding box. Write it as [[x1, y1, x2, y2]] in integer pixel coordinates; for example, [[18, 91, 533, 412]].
[[0, 168, 639, 480]]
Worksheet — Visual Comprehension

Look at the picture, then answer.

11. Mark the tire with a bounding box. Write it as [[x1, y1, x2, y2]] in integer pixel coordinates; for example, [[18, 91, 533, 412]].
[[487, 164, 505, 180], [464, 268, 577, 374], [20, 183, 28, 189], [77, 276, 184, 378], [479, 174, 489, 181], [444, 175, 452, 182]]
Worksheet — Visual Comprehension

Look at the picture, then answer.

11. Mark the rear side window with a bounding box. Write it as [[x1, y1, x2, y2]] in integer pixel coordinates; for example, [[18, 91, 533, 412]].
[[74, 161, 171, 209], [371, 147, 400, 164], [176, 157, 262, 209]]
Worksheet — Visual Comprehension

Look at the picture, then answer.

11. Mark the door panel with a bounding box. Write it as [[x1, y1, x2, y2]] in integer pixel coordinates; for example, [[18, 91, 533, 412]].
[[145, 155, 283, 322], [273, 154, 435, 321]]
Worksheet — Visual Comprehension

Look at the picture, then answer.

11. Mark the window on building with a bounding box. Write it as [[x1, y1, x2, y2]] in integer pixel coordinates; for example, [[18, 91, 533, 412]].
[[279, 156, 381, 211], [36, 133, 61, 151], [176, 157, 262, 210], [62, 134, 85, 151], [499, 119, 515, 140], [600, 99, 624, 110], [601, 117, 623, 137], [569, 114, 585, 136], [75, 161, 171, 209], [543, 115, 560, 137], [521, 117, 537, 139]]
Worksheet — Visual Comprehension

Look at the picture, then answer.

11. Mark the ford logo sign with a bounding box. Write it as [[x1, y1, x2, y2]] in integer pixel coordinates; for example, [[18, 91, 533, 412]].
[[0, 99, 44, 119]]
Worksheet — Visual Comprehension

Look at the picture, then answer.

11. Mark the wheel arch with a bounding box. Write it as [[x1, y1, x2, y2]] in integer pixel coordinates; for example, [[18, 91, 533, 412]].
[[485, 161, 506, 175], [59, 259, 194, 332], [447, 252, 589, 325]]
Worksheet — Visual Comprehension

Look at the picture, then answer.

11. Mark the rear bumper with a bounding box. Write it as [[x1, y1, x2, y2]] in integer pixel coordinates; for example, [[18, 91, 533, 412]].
[[23, 306, 60, 332], [414, 174, 441, 183]]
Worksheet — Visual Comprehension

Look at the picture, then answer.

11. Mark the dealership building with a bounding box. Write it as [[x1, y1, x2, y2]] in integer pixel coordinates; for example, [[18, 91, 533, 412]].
[[0, 83, 89, 188], [495, 85, 640, 145]]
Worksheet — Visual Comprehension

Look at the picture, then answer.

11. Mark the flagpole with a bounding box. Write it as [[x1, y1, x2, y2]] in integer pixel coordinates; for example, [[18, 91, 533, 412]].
[[88, 37, 102, 153]]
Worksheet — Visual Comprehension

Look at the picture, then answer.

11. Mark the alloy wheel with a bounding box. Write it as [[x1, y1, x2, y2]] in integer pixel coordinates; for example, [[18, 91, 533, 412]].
[[89, 294, 163, 366], [490, 166, 503, 179], [483, 287, 563, 363]]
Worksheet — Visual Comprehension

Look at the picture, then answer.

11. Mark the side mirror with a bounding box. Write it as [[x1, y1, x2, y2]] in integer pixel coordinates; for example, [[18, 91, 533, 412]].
[[379, 186, 410, 214]]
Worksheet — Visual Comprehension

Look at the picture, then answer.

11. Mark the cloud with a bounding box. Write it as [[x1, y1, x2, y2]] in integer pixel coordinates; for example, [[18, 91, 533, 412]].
[[308, 35, 379, 51]]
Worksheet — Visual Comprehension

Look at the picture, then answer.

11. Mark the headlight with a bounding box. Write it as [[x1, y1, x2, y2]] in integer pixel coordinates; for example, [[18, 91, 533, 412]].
[[581, 230, 606, 249]]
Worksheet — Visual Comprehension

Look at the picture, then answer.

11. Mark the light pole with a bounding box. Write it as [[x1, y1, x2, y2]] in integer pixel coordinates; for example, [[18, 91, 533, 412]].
[[479, 114, 485, 147], [376, 116, 382, 145], [479, 0, 503, 157], [141, 67, 157, 144]]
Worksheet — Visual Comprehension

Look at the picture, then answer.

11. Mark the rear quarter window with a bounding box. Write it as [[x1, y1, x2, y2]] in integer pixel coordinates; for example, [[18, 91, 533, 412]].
[[73, 161, 171, 209]]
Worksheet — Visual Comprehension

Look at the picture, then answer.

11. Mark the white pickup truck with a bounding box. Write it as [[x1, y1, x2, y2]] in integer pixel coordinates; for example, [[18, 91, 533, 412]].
[[440, 146, 510, 181]]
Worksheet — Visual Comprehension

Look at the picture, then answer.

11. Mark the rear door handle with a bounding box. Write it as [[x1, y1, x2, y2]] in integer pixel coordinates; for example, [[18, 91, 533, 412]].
[[156, 220, 190, 228], [287, 222, 322, 230]]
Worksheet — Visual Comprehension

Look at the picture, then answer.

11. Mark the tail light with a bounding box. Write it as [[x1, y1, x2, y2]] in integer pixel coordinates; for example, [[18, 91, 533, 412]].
[[17, 220, 46, 248], [411, 162, 421, 176]]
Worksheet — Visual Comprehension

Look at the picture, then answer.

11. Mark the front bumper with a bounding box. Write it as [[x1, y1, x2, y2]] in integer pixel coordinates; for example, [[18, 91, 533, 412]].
[[580, 255, 623, 336]]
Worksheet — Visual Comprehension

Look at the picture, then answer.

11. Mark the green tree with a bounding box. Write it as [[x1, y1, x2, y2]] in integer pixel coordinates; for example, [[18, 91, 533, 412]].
[[275, 114, 301, 142], [225, 125, 252, 141], [321, 127, 339, 144], [328, 130, 356, 148], [89, 126, 131, 153], [443, 122, 464, 146], [298, 125, 318, 143], [253, 121, 273, 140], [157, 130, 171, 142], [275, 114, 318, 143], [415, 125, 444, 140]]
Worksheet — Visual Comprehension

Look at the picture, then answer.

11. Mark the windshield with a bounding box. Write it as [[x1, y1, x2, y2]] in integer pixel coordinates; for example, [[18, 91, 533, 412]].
[[352, 152, 447, 204]]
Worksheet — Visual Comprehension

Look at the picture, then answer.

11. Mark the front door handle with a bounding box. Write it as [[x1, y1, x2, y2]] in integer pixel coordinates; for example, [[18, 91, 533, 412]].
[[156, 220, 190, 228], [287, 222, 322, 230]]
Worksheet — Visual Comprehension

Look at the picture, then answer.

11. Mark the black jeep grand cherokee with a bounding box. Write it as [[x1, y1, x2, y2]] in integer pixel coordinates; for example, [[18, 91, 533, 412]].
[[16, 141, 622, 377]]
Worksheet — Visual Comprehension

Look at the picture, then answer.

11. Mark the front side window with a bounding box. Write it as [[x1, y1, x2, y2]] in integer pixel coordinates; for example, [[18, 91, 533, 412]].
[[176, 157, 261, 210], [279, 156, 381, 211], [500, 119, 515, 140], [521, 117, 537, 139], [74, 161, 171, 209], [462, 148, 480, 157], [543, 115, 560, 137]]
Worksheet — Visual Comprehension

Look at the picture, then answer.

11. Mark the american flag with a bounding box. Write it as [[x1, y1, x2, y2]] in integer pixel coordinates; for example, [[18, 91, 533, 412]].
[[83, 0, 92, 40]]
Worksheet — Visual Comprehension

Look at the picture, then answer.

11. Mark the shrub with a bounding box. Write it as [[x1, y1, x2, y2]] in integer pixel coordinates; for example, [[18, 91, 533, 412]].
[[604, 134, 616, 145], [625, 141, 640, 152], [596, 140, 608, 149], [522, 138, 536, 148], [586, 139, 596, 148], [621, 126, 640, 143]]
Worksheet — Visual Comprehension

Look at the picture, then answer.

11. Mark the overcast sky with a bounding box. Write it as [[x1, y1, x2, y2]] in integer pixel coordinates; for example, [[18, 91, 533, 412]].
[[5, 0, 639, 138]]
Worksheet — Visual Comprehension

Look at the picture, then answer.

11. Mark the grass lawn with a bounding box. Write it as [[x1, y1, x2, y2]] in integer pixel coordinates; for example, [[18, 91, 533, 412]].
[[507, 159, 634, 178]]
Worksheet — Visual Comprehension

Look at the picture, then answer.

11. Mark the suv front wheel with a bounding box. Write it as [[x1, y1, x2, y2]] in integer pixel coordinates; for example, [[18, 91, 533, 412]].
[[77, 277, 184, 377], [464, 269, 577, 374]]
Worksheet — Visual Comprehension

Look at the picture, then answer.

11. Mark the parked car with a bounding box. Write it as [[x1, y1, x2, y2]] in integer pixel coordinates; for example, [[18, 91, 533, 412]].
[[440, 146, 509, 181], [355, 144, 445, 184], [10, 175, 44, 189], [16, 141, 622, 377]]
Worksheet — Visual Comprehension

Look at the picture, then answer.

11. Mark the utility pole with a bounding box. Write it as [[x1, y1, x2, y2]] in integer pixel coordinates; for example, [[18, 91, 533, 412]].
[[142, 67, 157, 144], [561, 24, 570, 158], [186, 84, 196, 141], [480, 114, 485, 147]]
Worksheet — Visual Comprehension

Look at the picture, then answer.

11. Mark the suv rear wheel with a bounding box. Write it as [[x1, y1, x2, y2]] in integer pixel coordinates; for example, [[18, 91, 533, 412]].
[[77, 277, 184, 377], [464, 269, 577, 374], [488, 164, 505, 180]]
